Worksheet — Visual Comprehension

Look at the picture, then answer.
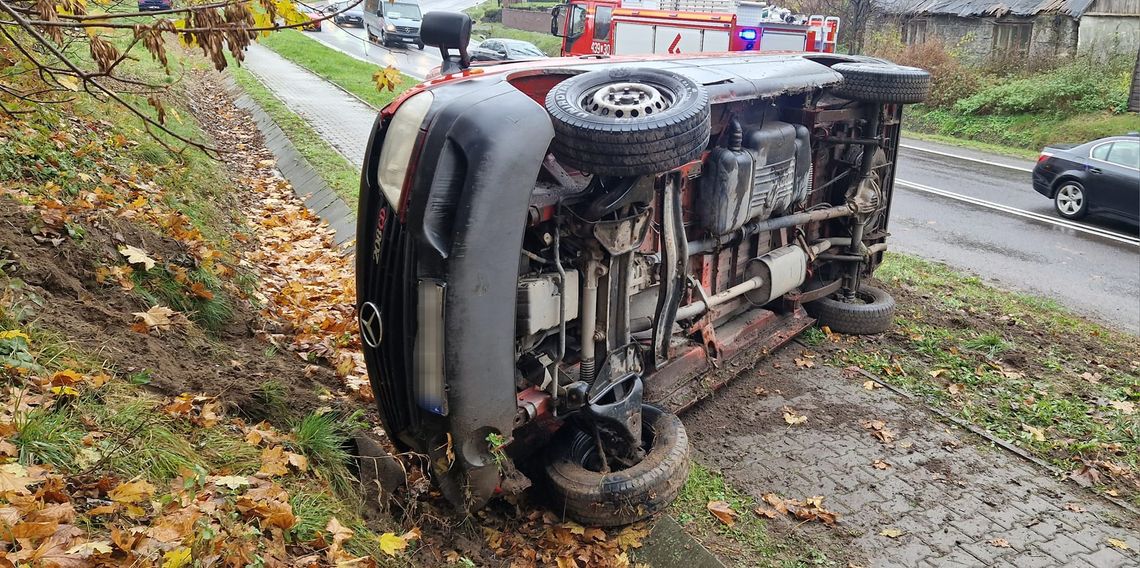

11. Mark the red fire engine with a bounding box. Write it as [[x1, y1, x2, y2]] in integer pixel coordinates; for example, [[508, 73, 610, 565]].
[[551, 0, 839, 57]]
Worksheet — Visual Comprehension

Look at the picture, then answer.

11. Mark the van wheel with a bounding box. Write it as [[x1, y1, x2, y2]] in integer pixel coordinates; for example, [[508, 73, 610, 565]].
[[545, 68, 711, 177], [831, 62, 931, 104], [416, 41, 425, 50], [805, 283, 896, 335], [545, 404, 689, 527]]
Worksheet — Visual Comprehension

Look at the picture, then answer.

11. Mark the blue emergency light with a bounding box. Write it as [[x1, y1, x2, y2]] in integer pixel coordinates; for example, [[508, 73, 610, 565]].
[[738, 29, 758, 41]]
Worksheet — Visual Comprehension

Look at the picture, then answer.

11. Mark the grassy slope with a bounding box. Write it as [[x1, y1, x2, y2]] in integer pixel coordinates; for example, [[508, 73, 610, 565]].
[[905, 106, 1140, 153], [0, 36, 399, 562], [258, 29, 417, 108], [230, 65, 363, 205]]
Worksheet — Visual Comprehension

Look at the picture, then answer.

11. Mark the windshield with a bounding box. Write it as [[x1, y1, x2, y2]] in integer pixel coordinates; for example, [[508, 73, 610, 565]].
[[387, 3, 421, 18], [506, 42, 544, 57]]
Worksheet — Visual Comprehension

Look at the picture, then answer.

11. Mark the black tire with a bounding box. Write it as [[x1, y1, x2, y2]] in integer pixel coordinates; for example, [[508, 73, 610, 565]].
[[1053, 179, 1088, 219], [416, 41, 425, 50], [545, 68, 711, 177], [806, 283, 896, 335], [545, 404, 689, 527], [831, 62, 931, 105]]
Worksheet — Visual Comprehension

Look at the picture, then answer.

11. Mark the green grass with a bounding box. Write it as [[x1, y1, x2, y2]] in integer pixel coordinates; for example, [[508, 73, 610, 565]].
[[291, 410, 366, 502], [465, 0, 564, 56], [833, 253, 1140, 505], [905, 106, 1140, 153], [230, 65, 363, 205], [130, 266, 235, 333], [258, 29, 416, 108], [670, 463, 839, 567], [901, 129, 1039, 160]]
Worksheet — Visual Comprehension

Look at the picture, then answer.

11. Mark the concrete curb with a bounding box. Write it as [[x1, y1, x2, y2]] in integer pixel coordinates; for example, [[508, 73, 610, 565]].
[[225, 74, 357, 246]]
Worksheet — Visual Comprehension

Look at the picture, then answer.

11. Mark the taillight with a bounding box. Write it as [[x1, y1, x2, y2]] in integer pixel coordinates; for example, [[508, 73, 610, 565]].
[[1037, 152, 1053, 164]]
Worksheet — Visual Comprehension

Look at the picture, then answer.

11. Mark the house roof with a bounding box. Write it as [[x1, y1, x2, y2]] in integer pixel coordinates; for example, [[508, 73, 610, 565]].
[[875, 0, 1095, 17]]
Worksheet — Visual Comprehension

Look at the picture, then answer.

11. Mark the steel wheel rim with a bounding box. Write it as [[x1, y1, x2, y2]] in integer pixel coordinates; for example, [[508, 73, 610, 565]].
[[583, 82, 672, 118], [1057, 184, 1083, 215]]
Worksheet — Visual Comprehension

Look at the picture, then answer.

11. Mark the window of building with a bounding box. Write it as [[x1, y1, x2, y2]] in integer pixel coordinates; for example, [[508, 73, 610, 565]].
[[594, 6, 614, 41], [903, 19, 927, 45], [992, 22, 1033, 55]]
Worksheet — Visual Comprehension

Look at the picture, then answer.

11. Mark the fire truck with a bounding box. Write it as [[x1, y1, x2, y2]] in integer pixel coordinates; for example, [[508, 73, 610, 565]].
[[551, 0, 839, 57]]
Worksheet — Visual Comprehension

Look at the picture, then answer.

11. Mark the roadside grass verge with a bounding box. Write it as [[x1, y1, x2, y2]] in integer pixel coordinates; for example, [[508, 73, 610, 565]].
[[465, 0, 564, 56], [670, 463, 845, 566], [823, 253, 1140, 505], [230, 65, 363, 205], [258, 28, 417, 107], [905, 107, 1140, 154], [901, 129, 1039, 161]]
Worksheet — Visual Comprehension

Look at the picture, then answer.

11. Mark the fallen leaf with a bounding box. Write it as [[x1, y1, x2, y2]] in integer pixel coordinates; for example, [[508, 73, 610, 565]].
[[1064, 503, 1085, 513], [378, 532, 408, 556], [1021, 424, 1046, 442], [1069, 465, 1101, 487], [1109, 400, 1135, 415], [753, 386, 769, 397], [118, 245, 156, 270], [213, 475, 251, 490], [1107, 538, 1130, 550], [880, 528, 903, 538], [133, 305, 184, 332], [66, 540, 114, 556], [0, 463, 37, 494], [258, 446, 290, 477], [753, 506, 778, 519], [947, 383, 965, 396], [162, 547, 192, 568], [863, 380, 879, 390], [782, 407, 807, 425], [929, 369, 949, 379], [108, 479, 155, 504], [990, 538, 1011, 548], [872, 459, 891, 470], [794, 357, 816, 369], [706, 500, 737, 526], [1079, 371, 1101, 383]]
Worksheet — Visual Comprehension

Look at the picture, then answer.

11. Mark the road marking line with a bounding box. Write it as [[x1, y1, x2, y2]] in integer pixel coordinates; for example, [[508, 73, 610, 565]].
[[895, 179, 1140, 247], [899, 143, 1035, 173]]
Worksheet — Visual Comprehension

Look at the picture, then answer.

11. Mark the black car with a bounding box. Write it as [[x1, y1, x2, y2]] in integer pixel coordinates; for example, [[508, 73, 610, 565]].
[[468, 38, 546, 62], [1033, 134, 1139, 224], [331, 2, 364, 26]]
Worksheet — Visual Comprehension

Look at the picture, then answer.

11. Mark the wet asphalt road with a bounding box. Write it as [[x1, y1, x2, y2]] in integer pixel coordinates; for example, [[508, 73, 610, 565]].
[[891, 141, 1139, 332], [297, 23, 1140, 332]]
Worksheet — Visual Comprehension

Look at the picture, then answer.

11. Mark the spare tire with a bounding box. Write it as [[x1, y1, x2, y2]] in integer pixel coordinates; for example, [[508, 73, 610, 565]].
[[545, 68, 711, 177], [806, 283, 896, 335], [545, 404, 689, 527], [831, 62, 931, 104]]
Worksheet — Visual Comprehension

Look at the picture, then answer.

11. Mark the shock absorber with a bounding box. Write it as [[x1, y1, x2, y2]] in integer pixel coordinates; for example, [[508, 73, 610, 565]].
[[579, 254, 602, 384]]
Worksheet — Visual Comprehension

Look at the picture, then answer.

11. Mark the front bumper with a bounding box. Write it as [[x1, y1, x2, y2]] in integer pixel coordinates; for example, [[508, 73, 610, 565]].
[[358, 82, 554, 509], [386, 31, 421, 42]]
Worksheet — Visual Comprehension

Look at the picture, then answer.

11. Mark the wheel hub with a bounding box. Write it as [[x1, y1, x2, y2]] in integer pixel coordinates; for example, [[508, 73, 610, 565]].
[[585, 82, 670, 118]]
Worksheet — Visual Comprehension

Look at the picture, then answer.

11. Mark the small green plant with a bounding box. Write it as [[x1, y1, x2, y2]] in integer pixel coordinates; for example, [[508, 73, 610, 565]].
[[486, 432, 508, 466], [12, 408, 81, 469], [128, 369, 153, 385], [800, 326, 826, 346], [253, 380, 289, 421], [963, 332, 1010, 358], [292, 410, 365, 501]]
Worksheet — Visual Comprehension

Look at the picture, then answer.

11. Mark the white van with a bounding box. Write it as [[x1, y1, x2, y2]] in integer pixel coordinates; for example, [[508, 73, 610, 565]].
[[363, 0, 424, 49]]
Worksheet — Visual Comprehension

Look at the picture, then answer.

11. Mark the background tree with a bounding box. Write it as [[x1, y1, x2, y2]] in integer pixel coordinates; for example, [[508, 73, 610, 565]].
[[0, 0, 363, 153]]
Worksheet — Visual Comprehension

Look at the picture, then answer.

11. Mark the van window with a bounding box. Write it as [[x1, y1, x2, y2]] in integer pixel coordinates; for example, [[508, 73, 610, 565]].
[[594, 6, 613, 40], [387, 3, 422, 18]]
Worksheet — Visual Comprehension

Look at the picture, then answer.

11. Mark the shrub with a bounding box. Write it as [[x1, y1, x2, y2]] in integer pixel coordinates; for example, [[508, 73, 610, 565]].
[[866, 33, 981, 109], [952, 57, 1131, 117]]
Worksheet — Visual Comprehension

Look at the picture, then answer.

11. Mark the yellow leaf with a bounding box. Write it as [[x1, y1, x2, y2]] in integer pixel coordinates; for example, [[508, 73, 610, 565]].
[[1107, 538, 1130, 550], [57, 75, 80, 91], [119, 245, 156, 270], [0, 330, 30, 341], [162, 547, 192, 568], [50, 386, 79, 397], [0, 463, 36, 494], [863, 380, 878, 390], [67, 540, 114, 556], [1021, 424, 1046, 442], [880, 527, 903, 538], [1109, 400, 1135, 415], [782, 407, 807, 425], [108, 479, 155, 504], [378, 532, 408, 556]]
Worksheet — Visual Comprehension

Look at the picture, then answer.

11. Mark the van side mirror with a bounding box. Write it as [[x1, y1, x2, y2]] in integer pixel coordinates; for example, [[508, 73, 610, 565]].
[[551, 5, 566, 37], [421, 12, 472, 74]]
